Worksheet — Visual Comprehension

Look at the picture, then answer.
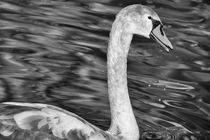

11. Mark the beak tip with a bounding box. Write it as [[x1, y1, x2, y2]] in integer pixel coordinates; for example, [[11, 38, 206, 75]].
[[169, 43, 174, 50], [166, 44, 173, 52]]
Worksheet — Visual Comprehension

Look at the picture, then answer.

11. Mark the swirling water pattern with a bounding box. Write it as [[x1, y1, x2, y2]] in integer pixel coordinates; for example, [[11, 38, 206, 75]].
[[0, 0, 210, 139]]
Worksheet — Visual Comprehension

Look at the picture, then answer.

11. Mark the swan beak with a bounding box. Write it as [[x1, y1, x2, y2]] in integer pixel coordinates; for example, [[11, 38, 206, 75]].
[[150, 24, 173, 52]]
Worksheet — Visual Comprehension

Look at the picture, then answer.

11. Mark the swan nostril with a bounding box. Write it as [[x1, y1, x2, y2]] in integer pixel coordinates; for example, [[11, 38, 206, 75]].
[[160, 25, 164, 36]]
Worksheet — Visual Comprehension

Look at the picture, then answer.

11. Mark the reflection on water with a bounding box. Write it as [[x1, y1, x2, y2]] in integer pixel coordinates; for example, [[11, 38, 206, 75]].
[[0, 0, 210, 139]]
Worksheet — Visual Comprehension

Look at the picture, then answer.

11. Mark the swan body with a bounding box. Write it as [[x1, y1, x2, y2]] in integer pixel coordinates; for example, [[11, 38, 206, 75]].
[[0, 4, 173, 140]]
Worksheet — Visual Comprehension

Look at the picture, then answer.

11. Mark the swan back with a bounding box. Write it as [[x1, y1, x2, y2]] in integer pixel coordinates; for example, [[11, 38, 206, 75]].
[[0, 102, 116, 140]]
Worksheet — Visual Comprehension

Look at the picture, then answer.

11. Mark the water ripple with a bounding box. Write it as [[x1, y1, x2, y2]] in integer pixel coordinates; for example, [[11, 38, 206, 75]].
[[0, 0, 210, 138]]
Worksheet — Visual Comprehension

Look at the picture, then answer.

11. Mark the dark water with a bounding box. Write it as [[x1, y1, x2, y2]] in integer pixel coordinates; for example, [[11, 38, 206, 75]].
[[0, 0, 210, 139]]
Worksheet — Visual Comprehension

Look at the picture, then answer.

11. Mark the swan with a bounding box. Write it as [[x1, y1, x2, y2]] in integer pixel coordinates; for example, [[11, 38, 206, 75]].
[[0, 4, 173, 140]]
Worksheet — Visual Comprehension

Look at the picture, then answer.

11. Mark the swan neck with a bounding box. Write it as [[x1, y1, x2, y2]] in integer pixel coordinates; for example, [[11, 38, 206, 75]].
[[107, 18, 139, 140]]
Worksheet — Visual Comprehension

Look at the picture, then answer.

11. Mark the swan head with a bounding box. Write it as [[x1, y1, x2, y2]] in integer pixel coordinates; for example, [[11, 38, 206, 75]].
[[117, 4, 173, 52]]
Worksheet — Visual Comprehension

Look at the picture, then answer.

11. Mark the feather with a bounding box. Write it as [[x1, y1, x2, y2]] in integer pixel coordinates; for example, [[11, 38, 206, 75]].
[[14, 111, 46, 130]]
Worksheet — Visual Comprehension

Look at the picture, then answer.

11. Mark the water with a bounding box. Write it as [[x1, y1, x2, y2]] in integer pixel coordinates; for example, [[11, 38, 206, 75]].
[[0, 0, 210, 139]]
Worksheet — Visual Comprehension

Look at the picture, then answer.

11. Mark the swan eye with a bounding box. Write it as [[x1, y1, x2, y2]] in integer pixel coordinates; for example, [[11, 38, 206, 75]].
[[148, 16, 152, 19]]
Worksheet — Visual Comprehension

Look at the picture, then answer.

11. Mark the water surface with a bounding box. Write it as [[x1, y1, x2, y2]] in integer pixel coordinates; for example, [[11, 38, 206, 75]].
[[0, 0, 210, 139]]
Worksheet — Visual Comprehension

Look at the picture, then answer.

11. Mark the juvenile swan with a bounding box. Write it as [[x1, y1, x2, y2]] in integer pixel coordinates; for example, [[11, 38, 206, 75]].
[[0, 4, 173, 140]]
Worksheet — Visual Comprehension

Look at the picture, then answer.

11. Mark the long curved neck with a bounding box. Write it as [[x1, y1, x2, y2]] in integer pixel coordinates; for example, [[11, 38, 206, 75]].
[[107, 18, 139, 140]]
